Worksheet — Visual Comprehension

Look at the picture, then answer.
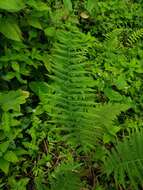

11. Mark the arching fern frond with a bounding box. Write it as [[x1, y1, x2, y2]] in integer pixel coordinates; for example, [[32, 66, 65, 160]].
[[104, 128, 143, 189], [46, 28, 129, 151], [47, 28, 96, 144]]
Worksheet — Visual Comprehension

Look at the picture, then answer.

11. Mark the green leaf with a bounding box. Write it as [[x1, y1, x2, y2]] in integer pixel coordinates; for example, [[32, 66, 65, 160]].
[[28, 18, 42, 29], [0, 0, 25, 12], [29, 82, 49, 96], [114, 75, 128, 90], [0, 90, 29, 111], [1, 112, 11, 132], [103, 126, 121, 143], [3, 72, 15, 81], [11, 62, 20, 72], [87, 0, 95, 13], [0, 18, 22, 41], [0, 158, 10, 174], [44, 27, 56, 37], [103, 134, 112, 144], [0, 141, 9, 153], [4, 151, 18, 163], [8, 177, 29, 190], [26, 0, 49, 11], [63, 0, 73, 12], [104, 88, 123, 101], [15, 148, 28, 156]]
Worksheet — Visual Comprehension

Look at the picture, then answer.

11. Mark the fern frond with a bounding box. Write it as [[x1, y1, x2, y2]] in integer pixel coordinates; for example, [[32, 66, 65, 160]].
[[104, 29, 123, 50], [127, 28, 143, 45], [47, 29, 95, 133], [49, 162, 82, 190], [46, 28, 129, 150], [104, 128, 143, 189]]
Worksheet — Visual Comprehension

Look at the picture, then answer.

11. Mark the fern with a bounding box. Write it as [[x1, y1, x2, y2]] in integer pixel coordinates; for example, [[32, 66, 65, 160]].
[[105, 29, 123, 41], [127, 28, 143, 45], [104, 29, 123, 50], [104, 128, 143, 189], [46, 27, 129, 150], [66, 103, 129, 147], [49, 162, 82, 190], [46, 28, 96, 145]]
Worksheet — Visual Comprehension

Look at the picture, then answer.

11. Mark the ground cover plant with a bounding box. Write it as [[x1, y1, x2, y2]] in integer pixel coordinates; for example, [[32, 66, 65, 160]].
[[0, 0, 143, 189]]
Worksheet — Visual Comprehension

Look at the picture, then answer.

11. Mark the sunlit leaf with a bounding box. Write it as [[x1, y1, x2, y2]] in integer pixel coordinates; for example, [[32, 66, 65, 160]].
[[0, 90, 29, 111], [0, 18, 22, 41], [0, 158, 9, 174], [0, 141, 9, 153], [28, 18, 42, 29], [0, 0, 25, 12], [44, 27, 56, 37], [4, 151, 18, 163]]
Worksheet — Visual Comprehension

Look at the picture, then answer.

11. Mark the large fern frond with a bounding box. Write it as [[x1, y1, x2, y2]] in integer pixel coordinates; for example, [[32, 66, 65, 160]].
[[46, 28, 129, 150], [104, 128, 143, 189], [46, 28, 96, 142]]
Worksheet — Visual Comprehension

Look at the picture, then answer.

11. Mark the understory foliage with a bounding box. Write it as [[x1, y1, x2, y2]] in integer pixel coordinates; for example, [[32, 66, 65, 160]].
[[104, 128, 143, 189], [0, 0, 143, 190]]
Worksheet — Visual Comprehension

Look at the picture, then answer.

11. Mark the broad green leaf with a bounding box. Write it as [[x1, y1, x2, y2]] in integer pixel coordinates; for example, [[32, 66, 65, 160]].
[[0, 131, 5, 141], [44, 27, 55, 37], [0, 18, 22, 41], [15, 148, 28, 156], [29, 82, 49, 96], [104, 88, 123, 101], [103, 134, 113, 144], [0, 158, 10, 174], [0, 90, 29, 111], [42, 54, 51, 72], [1, 115, 21, 139], [28, 18, 42, 29], [26, 0, 49, 11], [103, 126, 121, 143], [114, 75, 128, 90], [63, 0, 73, 12], [0, 141, 9, 153], [0, 0, 25, 12], [1, 112, 11, 132], [11, 62, 20, 72], [2, 72, 15, 81], [4, 151, 18, 163], [87, 0, 95, 13]]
